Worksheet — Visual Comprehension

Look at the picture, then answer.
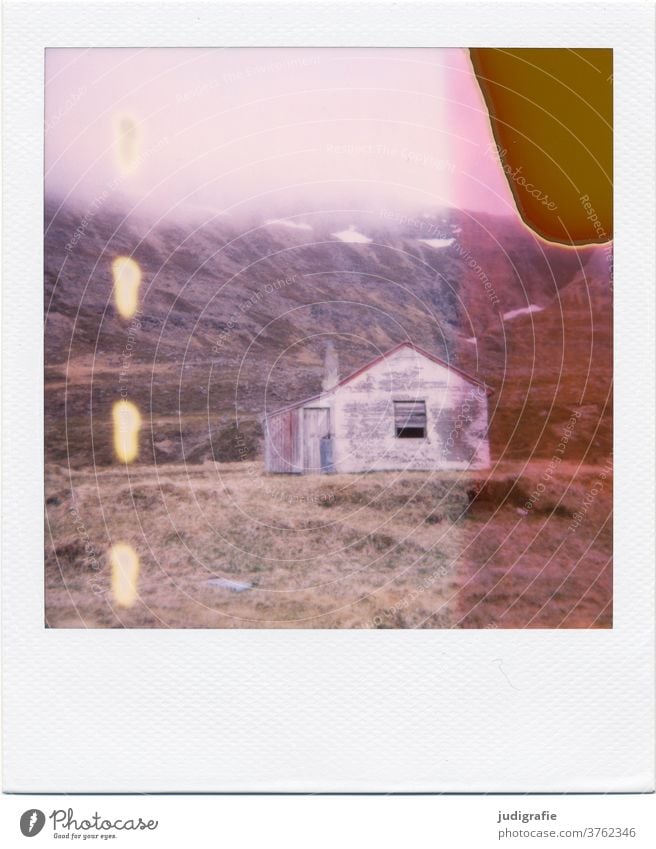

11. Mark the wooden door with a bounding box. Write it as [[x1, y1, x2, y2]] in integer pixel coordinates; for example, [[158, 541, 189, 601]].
[[303, 408, 330, 473]]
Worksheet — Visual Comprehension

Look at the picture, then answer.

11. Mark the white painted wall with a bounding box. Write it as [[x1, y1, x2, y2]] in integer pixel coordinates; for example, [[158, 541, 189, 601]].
[[302, 346, 490, 473]]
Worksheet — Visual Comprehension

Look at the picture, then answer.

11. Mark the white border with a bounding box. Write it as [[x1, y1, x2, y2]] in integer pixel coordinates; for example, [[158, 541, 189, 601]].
[[2, 2, 654, 792]]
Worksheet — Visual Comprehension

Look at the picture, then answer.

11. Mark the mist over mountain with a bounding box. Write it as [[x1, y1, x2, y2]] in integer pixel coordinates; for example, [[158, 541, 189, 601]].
[[44, 195, 612, 467]]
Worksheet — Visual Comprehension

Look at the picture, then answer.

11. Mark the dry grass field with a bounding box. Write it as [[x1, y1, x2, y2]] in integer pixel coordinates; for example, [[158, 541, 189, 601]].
[[45, 458, 611, 629], [44, 202, 613, 630]]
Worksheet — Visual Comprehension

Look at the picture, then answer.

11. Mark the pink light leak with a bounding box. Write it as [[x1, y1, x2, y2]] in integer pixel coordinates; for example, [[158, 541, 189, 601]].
[[45, 47, 516, 218], [445, 49, 517, 216]]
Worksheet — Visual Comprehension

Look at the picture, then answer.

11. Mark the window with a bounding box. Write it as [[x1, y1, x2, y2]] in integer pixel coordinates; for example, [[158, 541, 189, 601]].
[[394, 400, 427, 438]]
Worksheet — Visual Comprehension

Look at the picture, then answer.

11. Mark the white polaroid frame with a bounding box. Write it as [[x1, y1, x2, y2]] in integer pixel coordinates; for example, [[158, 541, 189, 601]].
[[2, 1, 654, 793]]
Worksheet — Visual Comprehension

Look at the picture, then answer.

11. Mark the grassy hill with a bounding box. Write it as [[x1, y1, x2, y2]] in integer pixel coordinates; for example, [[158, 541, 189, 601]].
[[44, 198, 612, 629], [44, 197, 612, 468]]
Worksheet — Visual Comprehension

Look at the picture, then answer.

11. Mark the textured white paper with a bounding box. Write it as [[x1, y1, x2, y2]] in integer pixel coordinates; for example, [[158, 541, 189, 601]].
[[2, 1, 654, 793]]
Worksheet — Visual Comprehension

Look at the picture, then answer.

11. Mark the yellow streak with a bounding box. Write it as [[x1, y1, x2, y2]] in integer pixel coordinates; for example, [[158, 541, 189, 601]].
[[110, 543, 140, 607], [112, 256, 142, 319], [116, 115, 140, 174], [112, 400, 141, 463]]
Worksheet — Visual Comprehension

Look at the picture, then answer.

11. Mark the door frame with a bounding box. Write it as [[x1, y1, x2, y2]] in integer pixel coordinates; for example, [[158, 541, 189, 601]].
[[302, 407, 331, 473]]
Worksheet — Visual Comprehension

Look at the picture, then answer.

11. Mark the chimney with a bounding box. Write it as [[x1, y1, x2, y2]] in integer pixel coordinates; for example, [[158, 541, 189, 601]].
[[322, 340, 339, 392]]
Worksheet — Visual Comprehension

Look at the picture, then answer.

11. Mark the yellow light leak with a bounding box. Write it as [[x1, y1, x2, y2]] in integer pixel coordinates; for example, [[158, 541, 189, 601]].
[[112, 256, 142, 319], [110, 543, 140, 608], [112, 400, 142, 463], [116, 115, 140, 174]]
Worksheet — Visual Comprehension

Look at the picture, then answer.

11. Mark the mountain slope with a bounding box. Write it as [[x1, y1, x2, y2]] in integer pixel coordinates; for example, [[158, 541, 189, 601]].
[[44, 198, 612, 466]]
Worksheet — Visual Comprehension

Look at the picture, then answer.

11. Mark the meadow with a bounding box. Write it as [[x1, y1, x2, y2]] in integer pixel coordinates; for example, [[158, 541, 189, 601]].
[[45, 458, 611, 629]]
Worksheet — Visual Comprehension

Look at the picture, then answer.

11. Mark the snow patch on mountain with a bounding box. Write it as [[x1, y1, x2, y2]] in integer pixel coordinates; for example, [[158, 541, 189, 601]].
[[503, 304, 544, 321], [419, 238, 454, 249], [332, 226, 372, 244], [266, 218, 312, 231]]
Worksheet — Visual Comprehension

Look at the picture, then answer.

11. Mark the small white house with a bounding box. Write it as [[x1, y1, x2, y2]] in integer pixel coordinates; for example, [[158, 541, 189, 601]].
[[264, 342, 491, 474]]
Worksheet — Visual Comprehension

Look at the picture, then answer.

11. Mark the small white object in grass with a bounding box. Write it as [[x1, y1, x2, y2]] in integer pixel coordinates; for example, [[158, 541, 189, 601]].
[[332, 225, 372, 244], [205, 577, 252, 592], [502, 304, 544, 321], [465, 337, 477, 345], [516, 507, 529, 517]]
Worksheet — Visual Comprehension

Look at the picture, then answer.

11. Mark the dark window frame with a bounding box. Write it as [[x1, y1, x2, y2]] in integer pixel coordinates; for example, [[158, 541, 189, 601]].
[[394, 400, 427, 439]]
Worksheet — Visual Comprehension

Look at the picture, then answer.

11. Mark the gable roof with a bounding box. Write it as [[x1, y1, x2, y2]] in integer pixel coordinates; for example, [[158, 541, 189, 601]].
[[266, 341, 492, 418]]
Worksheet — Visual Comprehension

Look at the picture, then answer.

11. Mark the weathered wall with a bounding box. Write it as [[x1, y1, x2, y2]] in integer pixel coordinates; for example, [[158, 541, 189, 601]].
[[264, 347, 490, 474], [328, 347, 490, 473], [264, 408, 302, 473]]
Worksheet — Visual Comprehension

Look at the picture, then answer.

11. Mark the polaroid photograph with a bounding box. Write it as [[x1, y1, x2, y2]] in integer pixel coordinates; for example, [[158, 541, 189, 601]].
[[43, 45, 612, 631], [2, 0, 654, 805]]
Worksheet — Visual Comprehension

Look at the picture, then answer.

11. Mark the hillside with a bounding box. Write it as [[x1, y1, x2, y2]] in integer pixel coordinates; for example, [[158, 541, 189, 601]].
[[44, 197, 612, 467]]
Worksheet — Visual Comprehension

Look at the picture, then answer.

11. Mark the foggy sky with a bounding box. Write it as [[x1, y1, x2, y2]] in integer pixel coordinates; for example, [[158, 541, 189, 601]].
[[45, 47, 516, 218]]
